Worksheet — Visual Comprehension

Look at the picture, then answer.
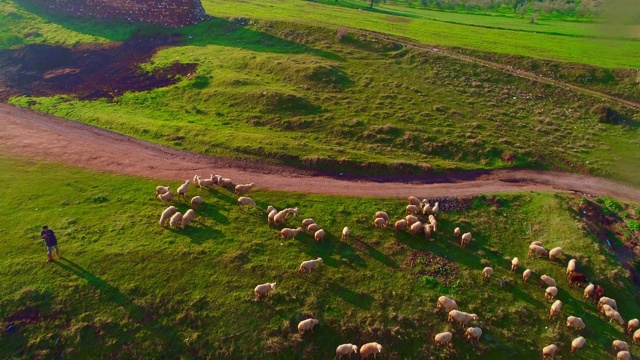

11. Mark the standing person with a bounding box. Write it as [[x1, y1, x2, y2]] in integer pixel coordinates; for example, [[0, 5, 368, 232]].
[[40, 225, 60, 263]]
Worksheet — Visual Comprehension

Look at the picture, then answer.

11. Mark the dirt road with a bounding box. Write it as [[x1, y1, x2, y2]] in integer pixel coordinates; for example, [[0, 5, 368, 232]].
[[1, 103, 639, 202]]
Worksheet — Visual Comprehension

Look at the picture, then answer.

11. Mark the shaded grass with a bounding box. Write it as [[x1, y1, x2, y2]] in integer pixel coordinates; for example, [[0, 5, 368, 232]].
[[0, 156, 639, 358]]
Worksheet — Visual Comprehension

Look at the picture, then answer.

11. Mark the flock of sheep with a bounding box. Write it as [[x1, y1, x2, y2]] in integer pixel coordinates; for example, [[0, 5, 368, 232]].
[[153, 177, 638, 358]]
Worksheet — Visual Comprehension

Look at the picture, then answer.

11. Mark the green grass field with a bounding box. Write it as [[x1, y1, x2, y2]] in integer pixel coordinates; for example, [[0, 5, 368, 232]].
[[1, 156, 639, 358]]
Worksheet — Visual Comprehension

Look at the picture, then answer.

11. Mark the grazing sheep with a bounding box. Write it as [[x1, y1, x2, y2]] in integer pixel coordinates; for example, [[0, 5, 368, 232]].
[[307, 223, 320, 234], [301, 218, 315, 227], [465, 327, 482, 342], [297, 318, 319, 334], [193, 175, 214, 189], [549, 247, 563, 261], [633, 329, 640, 344], [482, 267, 493, 281], [254, 282, 276, 300], [273, 208, 293, 226], [157, 190, 174, 203], [448, 310, 479, 328], [373, 217, 388, 228], [571, 336, 586, 353], [531, 240, 543, 246], [405, 215, 419, 226], [298, 257, 323, 273], [190, 196, 203, 208], [434, 331, 453, 347], [342, 227, 349, 241], [410, 221, 423, 236], [583, 283, 595, 300], [569, 272, 587, 287], [336, 344, 358, 360], [432, 202, 440, 216], [523, 269, 532, 283], [540, 275, 556, 288], [267, 208, 278, 225], [360, 342, 383, 359], [627, 318, 639, 334], [617, 351, 631, 360], [461, 232, 472, 248], [428, 215, 437, 232], [280, 227, 303, 240], [169, 212, 183, 228], [511, 257, 519, 272], [314, 229, 326, 242], [159, 206, 177, 226], [422, 202, 432, 215], [424, 224, 434, 239], [237, 196, 258, 210], [408, 196, 423, 207], [549, 300, 562, 319], [598, 297, 617, 311], [454, 227, 461, 238], [177, 180, 191, 200], [529, 244, 548, 258], [234, 182, 255, 195], [566, 316, 585, 330], [545, 287, 558, 301], [594, 285, 605, 302], [542, 344, 558, 359], [286, 207, 299, 217], [181, 209, 196, 229], [155, 185, 170, 195], [395, 219, 407, 232], [566, 259, 576, 275], [602, 305, 625, 325], [613, 340, 629, 352], [375, 211, 389, 223], [437, 296, 458, 312], [215, 175, 234, 189], [406, 204, 420, 215]]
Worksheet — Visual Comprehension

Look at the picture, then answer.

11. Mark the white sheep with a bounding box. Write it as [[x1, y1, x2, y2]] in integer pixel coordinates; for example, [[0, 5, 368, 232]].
[[424, 224, 434, 239], [214, 175, 234, 188], [461, 232, 472, 248], [190, 196, 203, 208], [434, 331, 453, 347], [280, 227, 303, 240], [267, 208, 278, 225], [336, 344, 358, 360], [169, 212, 183, 228], [408, 196, 422, 207], [342, 227, 349, 241], [181, 209, 196, 229], [583, 283, 595, 300], [374, 211, 389, 223], [448, 310, 479, 328], [373, 217, 388, 228], [549, 300, 562, 319], [436, 296, 458, 312], [542, 344, 558, 359], [155, 185, 170, 195], [598, 296, 617, 311], [297, 318, 319, 334], [157, 190, 174, 203], [298, 257, 323, 273], [523, 269, 532, 283], [405, 215, 419, 226], [545, 287, 558, 301], [627, 318, 639, 334], [406, 204, 419, 215], [566, 259, 576, 275], [529, 244, 548, 258], [617, 351, 631, 360], [301, 218, 315, 227], [177, 180, 191, 200], [234, 182, 255, 195], [359, 342, 382, 359], [394, 219, 407, 232], [566, 316, 585, 330], [465, 327, 482, 342], [540, 275, 556, 287], [432, 201, 440, 216], [454, 227, 461, 238], [633, 329, 640, 344], [193, 174, 214, 189], [422, 202, 432, 215], [159, 206, 177, 226], [613, 340, 629, 352], [602, 305, 625, 325], [511, 257, 519, 272], [428, 214, 437, 232], [307, 223, 320, 233], [531, 240, 543, 246], [314, 229, 326, 242], [549, 247, 563, 261], [254, 282, 276, 300], [570, 336, 585, 353], [237, 196, 258, 210], [482, 267, 493, 281], [410, 221, 423, 236]]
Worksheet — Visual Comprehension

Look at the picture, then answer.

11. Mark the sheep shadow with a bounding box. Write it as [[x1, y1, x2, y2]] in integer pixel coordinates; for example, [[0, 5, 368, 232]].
[[327, 281, 373, 310], [166, 223, 224, 244], [352, 238, 398, 269]]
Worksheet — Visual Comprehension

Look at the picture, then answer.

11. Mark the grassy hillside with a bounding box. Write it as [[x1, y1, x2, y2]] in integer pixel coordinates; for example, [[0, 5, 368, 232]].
[[1, 156, 639, 359]]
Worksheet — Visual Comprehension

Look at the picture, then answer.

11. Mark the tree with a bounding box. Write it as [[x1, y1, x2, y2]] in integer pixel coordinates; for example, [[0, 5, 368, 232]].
[[516, 3, 527, 17]]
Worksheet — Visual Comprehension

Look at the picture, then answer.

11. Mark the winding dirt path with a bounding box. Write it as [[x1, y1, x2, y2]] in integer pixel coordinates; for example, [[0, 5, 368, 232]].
[[1, 103, 640, 202]]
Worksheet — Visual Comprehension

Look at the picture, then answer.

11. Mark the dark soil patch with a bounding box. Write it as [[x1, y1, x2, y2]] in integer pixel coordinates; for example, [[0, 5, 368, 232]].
[[0, 34, 196, 101], [5, 306, 41, 324], [406, 250, 459, 286]]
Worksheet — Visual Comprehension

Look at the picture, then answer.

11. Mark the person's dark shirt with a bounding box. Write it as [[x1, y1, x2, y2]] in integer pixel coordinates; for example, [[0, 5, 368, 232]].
[[40, 229, 57, 246]]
